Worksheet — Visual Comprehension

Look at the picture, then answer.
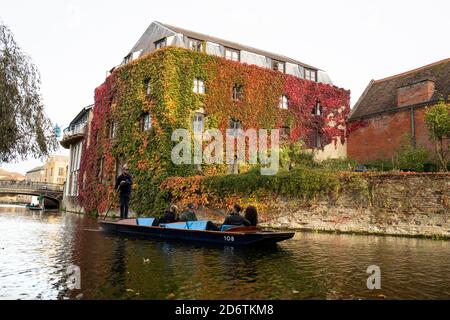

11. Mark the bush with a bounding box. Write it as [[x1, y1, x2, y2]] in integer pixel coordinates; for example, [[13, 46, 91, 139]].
[[393, 135, 430, 172], [279, 141, 317, 170], [319, 158, 358, 171], [364, 159, 395, 172]]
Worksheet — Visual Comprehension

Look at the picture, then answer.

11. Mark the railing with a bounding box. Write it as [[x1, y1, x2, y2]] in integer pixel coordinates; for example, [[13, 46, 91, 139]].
[[0, 180, 64, 192], [63, 122, 86, 139]]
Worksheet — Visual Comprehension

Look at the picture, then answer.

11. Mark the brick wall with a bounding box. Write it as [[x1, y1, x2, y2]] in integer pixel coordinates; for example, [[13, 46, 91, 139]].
[[397, 80, 435, 107], [347, 107, 435, 163]]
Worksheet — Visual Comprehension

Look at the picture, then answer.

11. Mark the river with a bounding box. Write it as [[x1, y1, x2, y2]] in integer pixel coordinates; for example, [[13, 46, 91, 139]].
[[0, 205, 449, 300]]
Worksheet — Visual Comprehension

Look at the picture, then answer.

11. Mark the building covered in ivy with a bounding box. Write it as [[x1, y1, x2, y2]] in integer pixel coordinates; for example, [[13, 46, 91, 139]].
[[76, 21, 350, 214]]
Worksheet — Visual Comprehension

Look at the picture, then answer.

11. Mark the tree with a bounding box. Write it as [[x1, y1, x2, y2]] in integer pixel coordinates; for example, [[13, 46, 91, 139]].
[[0, 22, 57, 163], [425, 100, 450, 171]]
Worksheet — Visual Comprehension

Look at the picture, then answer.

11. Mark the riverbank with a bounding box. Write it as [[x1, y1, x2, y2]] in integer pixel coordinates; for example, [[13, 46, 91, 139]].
[[162, 172, 450, 239]]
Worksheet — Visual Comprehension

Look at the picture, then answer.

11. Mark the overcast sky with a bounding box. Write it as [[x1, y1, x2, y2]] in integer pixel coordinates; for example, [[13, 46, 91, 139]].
[[1, 0, 449, 174]]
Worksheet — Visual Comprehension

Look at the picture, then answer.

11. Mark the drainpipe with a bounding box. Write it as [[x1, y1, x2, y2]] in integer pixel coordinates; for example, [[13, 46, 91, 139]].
[[410, 107, 416, 148]]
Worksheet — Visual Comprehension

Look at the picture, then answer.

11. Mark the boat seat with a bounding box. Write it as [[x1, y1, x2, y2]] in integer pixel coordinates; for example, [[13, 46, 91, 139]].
[[186, 221, 209, 231], [160, 222, 188, 229], [136, 218, 159, 227], [221, 225, 236, 232]]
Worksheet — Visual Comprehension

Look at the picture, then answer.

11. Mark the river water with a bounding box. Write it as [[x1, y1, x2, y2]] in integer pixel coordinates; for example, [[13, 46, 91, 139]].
[[0, 205, 449, 300]]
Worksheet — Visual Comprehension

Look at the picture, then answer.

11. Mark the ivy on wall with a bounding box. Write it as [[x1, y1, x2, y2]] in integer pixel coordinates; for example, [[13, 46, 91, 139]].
[[78, 47, 350, 214]]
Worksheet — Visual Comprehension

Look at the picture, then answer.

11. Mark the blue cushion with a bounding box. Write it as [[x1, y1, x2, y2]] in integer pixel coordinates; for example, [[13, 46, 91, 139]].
[[221, 225, 236, 232], [186, 221, 209, 231], [161, 222, 188, 229], [136, 218, 156, 227]]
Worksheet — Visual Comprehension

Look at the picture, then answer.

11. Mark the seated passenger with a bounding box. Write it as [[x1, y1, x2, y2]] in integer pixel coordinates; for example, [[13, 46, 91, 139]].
[[206, 221, 220, 231], [160, 205, 178, 223], [179, 203, 198, 222], [222, 204, 251, 227], [244, 205, 258, 227]]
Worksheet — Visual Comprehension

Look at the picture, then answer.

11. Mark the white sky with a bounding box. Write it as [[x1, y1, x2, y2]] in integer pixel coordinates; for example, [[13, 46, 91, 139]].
[[1, 0, 449, 174]]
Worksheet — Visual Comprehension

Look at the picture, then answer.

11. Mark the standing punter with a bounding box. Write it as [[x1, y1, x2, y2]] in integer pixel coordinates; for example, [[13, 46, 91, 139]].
[[115, 165, 132, 219]]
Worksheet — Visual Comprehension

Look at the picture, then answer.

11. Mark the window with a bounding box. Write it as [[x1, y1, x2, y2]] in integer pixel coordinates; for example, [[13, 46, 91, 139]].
[[98, 157, 105, 183], [109, 121, 116, 139], [315, 133, 322, 148], [279, 95, 288, 109], [58, 168, 65, 176], [193, 78, 205, 94], [193, 113, 204, 134], [305, 69, 317, 82], [115, 158, 124, 176], [272, 60, 285, 73], [225, 47, 240, 62], [229, 119, 243, 136], [154, 38, 166, 50], [145, 79, 152, 96], [280, 126, 290, 140], [312, 102, 322, 116], [123, 54, 132, 64], [188, 38, 203, 52], [142, 113, 152, 131], [232, 84, 243, 101]]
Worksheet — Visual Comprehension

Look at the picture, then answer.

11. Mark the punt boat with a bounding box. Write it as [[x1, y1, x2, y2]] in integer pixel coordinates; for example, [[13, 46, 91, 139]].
[[100, 218, 295, 246]]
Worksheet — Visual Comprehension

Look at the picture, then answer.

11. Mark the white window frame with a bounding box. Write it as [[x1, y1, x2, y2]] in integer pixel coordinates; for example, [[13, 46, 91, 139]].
[[145, 79, 152, 96], [279, 95, 288, 109], [142, 113, 152, 131], [232, 84, 243, 101], [225, 47, 240, 62], [229, 119, 243, 136], [193, 78, 205, 94], [155, 38, 167, 50], [110, 122, 116, 139], [193, 112, 204, 134], [189, 38, 203, 52], [314, 102, 322, 116]]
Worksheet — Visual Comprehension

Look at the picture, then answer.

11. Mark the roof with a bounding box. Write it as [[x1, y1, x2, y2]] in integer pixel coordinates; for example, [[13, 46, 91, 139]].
[[156, 22, 319, 70], [26, 166, 44, 174], [69, 104, 93, 127], [349, 58, 450, 120]]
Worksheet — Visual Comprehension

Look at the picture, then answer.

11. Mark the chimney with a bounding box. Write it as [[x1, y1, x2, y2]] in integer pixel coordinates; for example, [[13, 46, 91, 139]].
[[397, 80, 435, 107]]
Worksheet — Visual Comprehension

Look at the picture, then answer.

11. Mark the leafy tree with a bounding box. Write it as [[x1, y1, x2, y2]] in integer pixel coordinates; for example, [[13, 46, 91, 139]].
[[425, 100, 450, 171], [0, 22, 57, 163]]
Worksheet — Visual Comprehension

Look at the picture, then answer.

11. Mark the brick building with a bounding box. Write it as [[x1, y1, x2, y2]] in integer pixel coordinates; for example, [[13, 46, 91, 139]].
[[348, 58, 450, 163]]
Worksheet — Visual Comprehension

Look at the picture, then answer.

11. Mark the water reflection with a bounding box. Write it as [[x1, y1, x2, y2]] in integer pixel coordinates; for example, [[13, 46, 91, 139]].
[[0, 206, 449, 300]]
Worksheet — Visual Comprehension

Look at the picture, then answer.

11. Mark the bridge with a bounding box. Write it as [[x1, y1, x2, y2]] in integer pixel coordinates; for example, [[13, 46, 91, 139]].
[[0, 180, 64, 206]]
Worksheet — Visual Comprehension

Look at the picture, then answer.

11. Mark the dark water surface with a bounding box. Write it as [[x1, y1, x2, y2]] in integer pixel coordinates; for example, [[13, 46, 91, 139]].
[[1, 205, 449, 300]]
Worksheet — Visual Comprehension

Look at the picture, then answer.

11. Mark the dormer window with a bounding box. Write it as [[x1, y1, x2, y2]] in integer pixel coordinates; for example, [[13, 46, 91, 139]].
[[189, 38, 203, 52], [154, 38, 167, 50], [272, 60, 285, 73], [123, 53, 132, 64], [193, 78, 205, 94], [225, 47, 240, 62], [232, 84, 243, 101], [305, 69, 317, 82], [279, 95, 288, 109]]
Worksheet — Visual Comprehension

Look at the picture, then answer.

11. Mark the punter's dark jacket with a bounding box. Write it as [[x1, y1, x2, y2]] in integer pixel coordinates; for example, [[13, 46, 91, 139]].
[[223, 213, 251, 226], [115, 173, 132, 195]]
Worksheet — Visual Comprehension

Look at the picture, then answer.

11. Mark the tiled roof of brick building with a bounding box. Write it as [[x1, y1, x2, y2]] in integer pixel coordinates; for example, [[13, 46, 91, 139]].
[[349, 58, 450, 121]]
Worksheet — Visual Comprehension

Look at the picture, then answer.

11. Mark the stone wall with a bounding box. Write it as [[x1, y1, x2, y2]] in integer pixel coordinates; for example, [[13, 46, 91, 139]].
[[193, 173, 450, 239]]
